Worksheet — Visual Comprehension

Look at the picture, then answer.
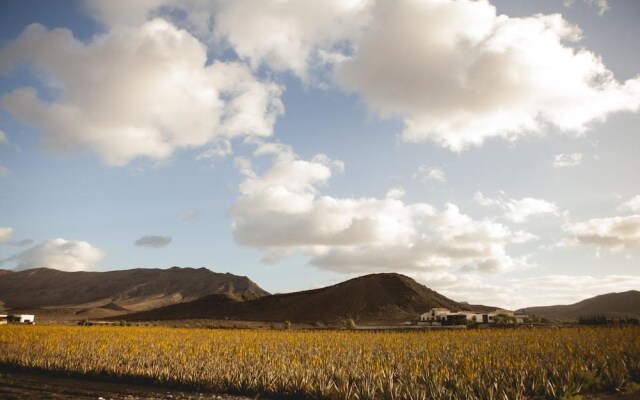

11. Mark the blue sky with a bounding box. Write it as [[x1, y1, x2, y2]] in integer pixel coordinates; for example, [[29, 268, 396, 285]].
[[0, 0, 638, 309]]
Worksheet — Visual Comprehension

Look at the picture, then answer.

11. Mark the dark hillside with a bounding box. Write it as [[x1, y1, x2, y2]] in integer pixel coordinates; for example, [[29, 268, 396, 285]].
[[121, 272, 469, 323], [517, 290, 640, 319], [0, 267, 268, 313]]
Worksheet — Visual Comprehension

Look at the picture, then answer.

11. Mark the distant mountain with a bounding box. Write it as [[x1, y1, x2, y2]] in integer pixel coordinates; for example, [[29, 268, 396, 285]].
[[517, 290, 640, 320], [0, 267, 269, 318], [457, 301, 496, 313], [119, 272, 472, 324]]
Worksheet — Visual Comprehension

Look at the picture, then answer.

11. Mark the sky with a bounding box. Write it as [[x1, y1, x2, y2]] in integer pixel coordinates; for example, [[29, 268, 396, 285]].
[[0, 0, 638, 310]]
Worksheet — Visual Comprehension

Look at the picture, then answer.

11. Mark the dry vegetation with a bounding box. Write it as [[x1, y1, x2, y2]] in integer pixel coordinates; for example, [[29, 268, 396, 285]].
[[1, 326, 639, 399]]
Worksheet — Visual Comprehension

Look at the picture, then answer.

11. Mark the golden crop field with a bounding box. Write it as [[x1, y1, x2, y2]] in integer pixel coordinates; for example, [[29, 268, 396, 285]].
[[1, 325, 639, 400]]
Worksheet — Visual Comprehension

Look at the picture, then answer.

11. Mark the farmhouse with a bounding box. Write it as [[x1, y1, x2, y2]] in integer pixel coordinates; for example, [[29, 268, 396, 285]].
[[0, 315, 7, 325], [420, 308, 524, 325], [420, 307, 450, 322], [4, 314, 35, 324]]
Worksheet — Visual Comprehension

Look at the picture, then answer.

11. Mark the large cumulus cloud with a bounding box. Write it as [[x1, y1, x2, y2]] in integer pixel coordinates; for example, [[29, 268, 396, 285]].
[[11, 0, 636, 156], [336, 0, 640, 150], [0, 19, 283, 166], [85, 0, 368, 79], [231, 143, 535, 273]]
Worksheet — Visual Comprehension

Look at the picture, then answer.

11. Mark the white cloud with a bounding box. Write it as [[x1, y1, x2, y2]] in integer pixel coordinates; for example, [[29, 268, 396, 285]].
[[553, 153, 584, 168], [85, 0, 369, 80], [385, 187, 405, 200], [413, 166, 446, 183], [564, 215, 640, 251], [84, 0, 171, 27], [196, 139, 232, 161], [415, 272, 640, 310], [619, 195, 640, 213], [0, 227, 32, 247], [0, 130, 6, 143], [5, 238, 106, 271], [231, 144, 535, 274], [0, 227, 13, 244], [474, 192, 559, 223], [564, 0, 610, 16], [311, 205, 537, 274], [474, 192, 498, 207], [0, 20, 283, 166], [209, 0, 368, 78], [177, 208, 199, 222], [135, 235, 173, 248], [504, 198, 560, 223], [77, 1, 639, 152], [337, 0, 640, 151]]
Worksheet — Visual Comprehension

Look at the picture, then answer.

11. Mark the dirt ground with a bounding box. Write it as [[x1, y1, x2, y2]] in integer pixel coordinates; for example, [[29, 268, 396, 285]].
[[0, 371, 253, 400], [581, 394, 640, 400], [1, 370, 638, 400]]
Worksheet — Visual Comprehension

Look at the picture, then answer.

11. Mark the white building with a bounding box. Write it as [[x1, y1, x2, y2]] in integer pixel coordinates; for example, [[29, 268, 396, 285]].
[[420, 308, 451, 322], [17, 314, 35, 323], [420, 308, 482, 324], [6, 314, 35, 324], [420, 308, 525, 325], [0, 314, 7, 325], [459, 312, 484, 322]]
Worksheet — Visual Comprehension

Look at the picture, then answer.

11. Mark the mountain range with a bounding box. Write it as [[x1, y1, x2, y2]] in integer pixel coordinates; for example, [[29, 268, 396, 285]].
[[0, 267, 267, 321], [1, 267, 638, 324], [516, 290, 640, 320]]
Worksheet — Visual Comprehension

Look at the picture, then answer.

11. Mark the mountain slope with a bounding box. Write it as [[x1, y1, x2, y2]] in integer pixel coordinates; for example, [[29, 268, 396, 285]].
[[120, 272, 470, 323], [0, 267, 269, 313], [517, 290, 640, 319]]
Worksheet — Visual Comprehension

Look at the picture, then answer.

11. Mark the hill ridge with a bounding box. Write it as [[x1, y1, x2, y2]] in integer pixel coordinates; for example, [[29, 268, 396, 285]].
[[119, 272, 473, 323], [0, 267, 269, 315], [516, 290, 640, 319]]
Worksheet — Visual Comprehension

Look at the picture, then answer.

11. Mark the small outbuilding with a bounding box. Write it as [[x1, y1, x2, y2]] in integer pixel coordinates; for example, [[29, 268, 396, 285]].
[[7, 314, 35, 324]]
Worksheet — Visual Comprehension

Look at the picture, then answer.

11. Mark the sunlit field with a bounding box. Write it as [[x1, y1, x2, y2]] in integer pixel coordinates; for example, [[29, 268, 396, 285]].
[[1, 326, 639, 399]]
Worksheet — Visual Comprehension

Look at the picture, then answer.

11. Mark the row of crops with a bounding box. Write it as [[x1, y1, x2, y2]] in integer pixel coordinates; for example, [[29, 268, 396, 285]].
[[1, 325, 639, 399]]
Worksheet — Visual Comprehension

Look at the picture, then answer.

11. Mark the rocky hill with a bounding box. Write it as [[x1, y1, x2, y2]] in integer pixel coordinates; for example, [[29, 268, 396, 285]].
[[120, 272, 471, 324]]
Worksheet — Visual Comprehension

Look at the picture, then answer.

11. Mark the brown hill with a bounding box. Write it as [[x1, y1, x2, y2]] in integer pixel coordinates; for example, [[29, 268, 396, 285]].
[[517, 290, 640, 320], [119, 272, 470, 324], [0, 267, 268, 315]]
